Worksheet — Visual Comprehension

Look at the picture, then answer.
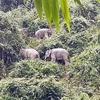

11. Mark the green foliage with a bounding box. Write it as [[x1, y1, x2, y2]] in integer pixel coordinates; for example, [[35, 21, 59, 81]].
[[69, 45, 100, 88], [9, 60, 65, 78], [60, 0, 70, 31], [0, 78, 64, 100], [71, 2, 98, 20], [0, 14, 25, 70], [98, 0, 100, 2], [5, 7, 35, 28], [60, 93, 100, 100], [0, 0, 34, 12], [70, 16, 89, 33], [51, 0, 59, 30], [0, 0, 25, 12], [34, 0, 42, 19], [32, 0, 76, 30], [34, 79, 64, 100], [0, 61, 6, 79], [0, 0, 100, 99]]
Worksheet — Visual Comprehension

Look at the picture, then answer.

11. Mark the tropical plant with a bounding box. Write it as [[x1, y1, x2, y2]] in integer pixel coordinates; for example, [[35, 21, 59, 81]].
[[98, 0, 100, 2], [0, 77, 64, 100], [32, 0, 82, 31], [9, 60, 65, 78]]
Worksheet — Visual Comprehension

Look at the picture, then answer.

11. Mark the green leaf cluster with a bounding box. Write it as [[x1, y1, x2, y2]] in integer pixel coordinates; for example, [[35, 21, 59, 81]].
[[9, 60, 65, 78], [34, 0, 82, 31]]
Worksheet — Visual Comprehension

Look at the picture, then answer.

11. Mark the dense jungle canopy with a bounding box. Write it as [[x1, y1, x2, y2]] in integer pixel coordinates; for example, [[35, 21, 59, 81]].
[[0, 0, 100, 100]]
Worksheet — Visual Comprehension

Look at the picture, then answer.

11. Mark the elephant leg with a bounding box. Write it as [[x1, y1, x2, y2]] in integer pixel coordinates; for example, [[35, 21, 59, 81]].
[[51, 57, 56, 62], [35, 54, 40, 60], [64, 60, 69, 69], [45, 33, 49, 38], [51, 55, 56, 62], [62, 60, 69, 78]]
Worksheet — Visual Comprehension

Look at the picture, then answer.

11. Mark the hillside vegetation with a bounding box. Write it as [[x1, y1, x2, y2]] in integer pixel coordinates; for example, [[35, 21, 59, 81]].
[[0, 0, 100, 100]]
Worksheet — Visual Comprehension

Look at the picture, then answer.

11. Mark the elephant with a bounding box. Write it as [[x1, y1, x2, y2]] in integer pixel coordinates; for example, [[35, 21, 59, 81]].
[[35, 28, 52, 39], [18, 28, 28, 37], [20, 48, 40, 60], [45, 48, 70, 67]]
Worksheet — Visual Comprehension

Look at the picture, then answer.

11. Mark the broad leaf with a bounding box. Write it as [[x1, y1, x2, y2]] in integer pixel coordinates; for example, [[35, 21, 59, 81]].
[[74, 0, 82, 6], [42, 0, 52, 26], [34, 0, 42, 19], [51, 0, 59, 30], [98, 0, 100, 2], [60, 0, 70, 31]]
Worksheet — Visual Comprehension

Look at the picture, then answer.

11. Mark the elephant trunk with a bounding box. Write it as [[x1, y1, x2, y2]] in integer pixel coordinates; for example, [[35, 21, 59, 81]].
[[68, 54, 70, 63], [45, 56, 47, 60]]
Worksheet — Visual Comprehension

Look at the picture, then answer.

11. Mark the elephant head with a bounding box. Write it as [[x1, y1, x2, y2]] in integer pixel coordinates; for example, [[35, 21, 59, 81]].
[[45, 49, 52, 60], [19, 49, 25, 59], [20, 49, 24, 54], [19, 28, 28, 37], [47, 29, 52, 37]]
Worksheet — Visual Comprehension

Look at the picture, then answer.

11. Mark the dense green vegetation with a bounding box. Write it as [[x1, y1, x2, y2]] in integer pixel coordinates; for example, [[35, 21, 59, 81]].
[[0, 0, 100, 100]]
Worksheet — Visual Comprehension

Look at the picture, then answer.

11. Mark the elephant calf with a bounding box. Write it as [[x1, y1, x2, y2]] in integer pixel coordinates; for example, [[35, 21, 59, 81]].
[[20, 48, 40, 60], [45, 48, 70, 67], [35, 28, 52, 39], [18, 28, 28, 37]]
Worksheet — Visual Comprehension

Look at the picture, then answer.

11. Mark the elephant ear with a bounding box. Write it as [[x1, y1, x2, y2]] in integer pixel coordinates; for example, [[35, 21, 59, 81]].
[[48, 49, 52, 56], [48, 29, 52, 34], [45, 32, 49, 38], [46, 49, 52, 57], [68, 53, 70, 63], [19, 49, 23, 54]]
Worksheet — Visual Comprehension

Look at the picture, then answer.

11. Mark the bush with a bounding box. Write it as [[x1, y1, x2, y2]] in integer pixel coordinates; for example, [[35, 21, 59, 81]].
[[63, 16, 89, 33], [5, 7, 35, 28], [0, 1, 100, 100], [71, 2, 98, 20], [71, 16, 89, 33], [69, 45, 100, 89], [35, 78, 64, 100], [0, 15, 25, 72], [0, 78, 64, 100], [0, 61, 6, 79], [9, 60, 65, 78], [0, 0, 34, 12]]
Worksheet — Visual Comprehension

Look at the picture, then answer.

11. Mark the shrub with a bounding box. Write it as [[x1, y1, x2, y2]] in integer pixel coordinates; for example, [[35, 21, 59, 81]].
[[0, 61, 6, 79], [69, 45, 100, 89], [0, 0, 34, 12], [63, 16, 89, 33], [0, 78, 64, 100], [0, 15, 25, 74], [71, 16, 89, 33], [71, 2, 98, 20], [9, 60, 65, 78], [5, 7, 37, 29], [35, 78, 64, 100]]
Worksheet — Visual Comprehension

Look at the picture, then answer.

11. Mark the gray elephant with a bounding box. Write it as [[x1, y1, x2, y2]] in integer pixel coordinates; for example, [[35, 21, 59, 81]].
[[45, 48, 70, 67], [18, 28, 28, 37], [35, 28, 52, 39], [20, 48, 40, 60]]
